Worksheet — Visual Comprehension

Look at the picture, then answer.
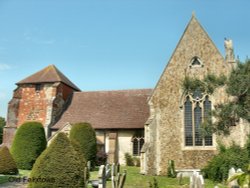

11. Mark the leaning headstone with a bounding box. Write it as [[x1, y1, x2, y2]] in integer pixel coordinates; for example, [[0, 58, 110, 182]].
[[106, 168, 111, 180], [118, 170, 127, 188], [178, 172, 183, 185], [196, 174, 204, 188], [106, 163, 110, 171], [110, 163, 126, 188], [116, 173, 121, 188], [98, 165, 106, 188], [105, 164, 111, 179]]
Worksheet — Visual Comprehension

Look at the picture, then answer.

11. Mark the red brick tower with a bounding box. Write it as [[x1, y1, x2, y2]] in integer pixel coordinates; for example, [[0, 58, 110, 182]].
[[2, 65, 80, 147]]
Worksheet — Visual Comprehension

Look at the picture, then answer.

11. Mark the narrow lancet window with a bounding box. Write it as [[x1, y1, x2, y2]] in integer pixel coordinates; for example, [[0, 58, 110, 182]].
[[194, 103, 202, 146], [184, 97, 193, 146], [204, 96, 212, 146]]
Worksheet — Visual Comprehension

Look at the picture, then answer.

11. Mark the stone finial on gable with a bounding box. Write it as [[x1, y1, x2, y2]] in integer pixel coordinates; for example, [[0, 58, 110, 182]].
[[224, 38, 235, 63], [192, 11, 196, 18]]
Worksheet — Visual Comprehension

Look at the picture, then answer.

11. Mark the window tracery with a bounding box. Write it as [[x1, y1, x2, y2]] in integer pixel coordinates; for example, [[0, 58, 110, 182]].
[[184, 89, 212, 146]]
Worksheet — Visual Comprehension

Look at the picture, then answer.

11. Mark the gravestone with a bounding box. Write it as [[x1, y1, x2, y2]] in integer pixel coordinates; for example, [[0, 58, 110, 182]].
[[98, 165, 106, 188], [106, 164, 111, 179], [190, 171, 204, 188], [196, 175, 204, 188], [178, 172, 183, 185], [228, 167, 239, 188]]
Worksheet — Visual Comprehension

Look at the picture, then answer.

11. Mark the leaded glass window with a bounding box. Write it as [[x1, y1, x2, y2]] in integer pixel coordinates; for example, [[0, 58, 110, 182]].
[[132, 137, 144, 156], [204, 96, 213, 146], [184, 93, 213, 146], [194, 103, 202, 146], [184, 97, 193, 146]]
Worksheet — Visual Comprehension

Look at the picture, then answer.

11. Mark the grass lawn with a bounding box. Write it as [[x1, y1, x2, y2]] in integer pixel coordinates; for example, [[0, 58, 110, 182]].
[[89, 166, 227, 188], [0, 166, 227, 188], [0, 169, 30, 184]]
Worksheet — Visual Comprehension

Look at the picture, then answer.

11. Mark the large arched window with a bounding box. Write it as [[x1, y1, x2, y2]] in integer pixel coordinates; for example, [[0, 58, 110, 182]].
[[132, 137, 144, 156], [184, 90, 212, 146]]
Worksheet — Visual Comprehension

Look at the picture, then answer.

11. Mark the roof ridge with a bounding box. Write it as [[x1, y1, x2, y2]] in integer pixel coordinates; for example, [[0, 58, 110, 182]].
[[74, 88, 153, 93]]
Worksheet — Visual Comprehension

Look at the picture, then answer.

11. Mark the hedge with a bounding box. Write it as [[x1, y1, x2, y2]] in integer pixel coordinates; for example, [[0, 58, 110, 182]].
[[28, 132, 86, 188], [0, 146, 18, 175], [202, 142, 249, 181], [11, 121, 47, 170], [69, 122, 97, 165]]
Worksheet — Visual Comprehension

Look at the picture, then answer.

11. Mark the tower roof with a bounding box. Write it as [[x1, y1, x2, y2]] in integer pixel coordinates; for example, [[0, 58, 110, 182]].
[[17, 65, 81, 91]]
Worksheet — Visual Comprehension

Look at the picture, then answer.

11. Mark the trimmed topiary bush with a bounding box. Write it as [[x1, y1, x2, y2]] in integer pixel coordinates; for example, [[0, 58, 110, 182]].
[[0, 146, 18, 175], [71, 139, 89, 180], [28, 132, 85, 188], [69, 122, 97, 166], [11, 121, 47, 170]]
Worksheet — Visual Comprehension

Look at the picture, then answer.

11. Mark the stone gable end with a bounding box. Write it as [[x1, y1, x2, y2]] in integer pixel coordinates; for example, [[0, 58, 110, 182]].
[[143, 16, 232, 175]]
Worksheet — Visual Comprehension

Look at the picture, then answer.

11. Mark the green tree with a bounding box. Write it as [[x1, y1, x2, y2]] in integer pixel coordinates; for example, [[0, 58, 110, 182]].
[[0, 117, 6, 144], [28, 132, 86, 188], [0, 146, 18, 175], [69, 122, 97, 166], [208, 60, 250, 135], [11, 121, 47, 170], [226, 60, 250, 122]]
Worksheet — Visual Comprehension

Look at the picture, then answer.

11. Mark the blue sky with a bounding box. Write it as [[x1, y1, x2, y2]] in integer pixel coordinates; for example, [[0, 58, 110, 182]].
[[0, 0, 249, 117]]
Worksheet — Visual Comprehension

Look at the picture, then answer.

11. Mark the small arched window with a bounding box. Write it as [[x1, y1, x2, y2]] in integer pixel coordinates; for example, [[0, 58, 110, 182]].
[[132, 137, 144, 156], [189, 57, 203, 68]]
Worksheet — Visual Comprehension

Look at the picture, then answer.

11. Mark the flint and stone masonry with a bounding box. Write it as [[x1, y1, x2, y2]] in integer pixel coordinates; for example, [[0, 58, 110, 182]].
[[141, 15, 249, 175]]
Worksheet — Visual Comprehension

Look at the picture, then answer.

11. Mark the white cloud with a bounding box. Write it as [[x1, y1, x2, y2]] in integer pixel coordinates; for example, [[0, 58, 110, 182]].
[[0, 63, 11, 70]]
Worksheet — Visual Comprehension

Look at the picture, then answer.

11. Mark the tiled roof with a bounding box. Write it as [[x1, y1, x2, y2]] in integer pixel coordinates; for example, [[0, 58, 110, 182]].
[[17, 65, 80, 91], [52, 89, 152, 130]]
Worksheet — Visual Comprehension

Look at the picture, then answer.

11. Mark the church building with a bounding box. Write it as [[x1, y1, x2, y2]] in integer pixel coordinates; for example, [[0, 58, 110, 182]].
[[2, 64, 151, 164], [140, 15, 250, 175], [2, 15, 249, 170]]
